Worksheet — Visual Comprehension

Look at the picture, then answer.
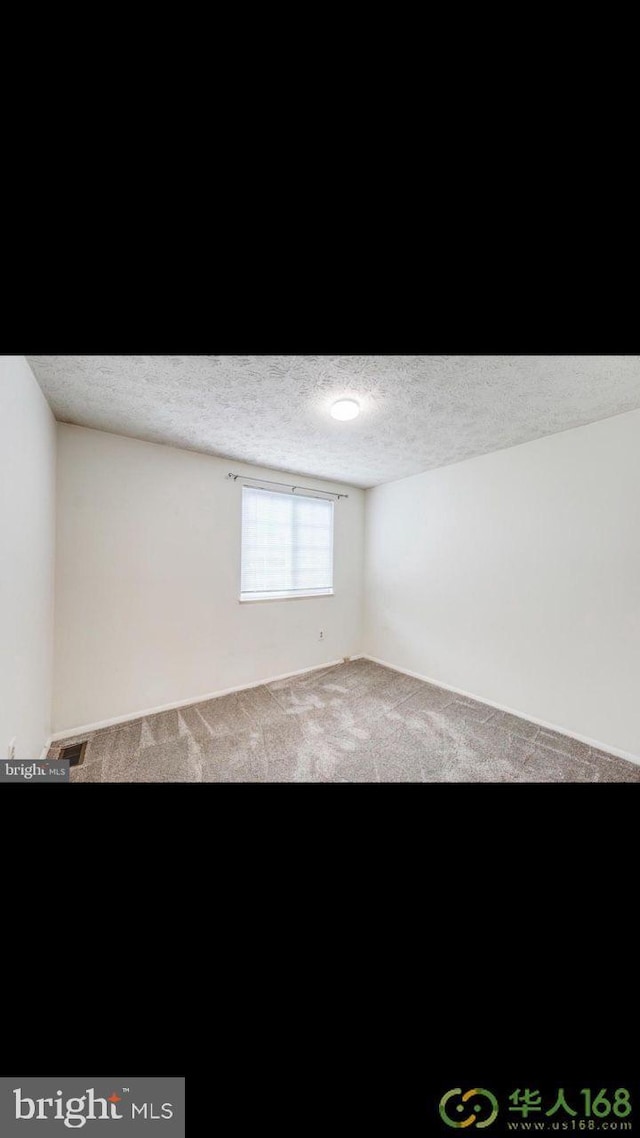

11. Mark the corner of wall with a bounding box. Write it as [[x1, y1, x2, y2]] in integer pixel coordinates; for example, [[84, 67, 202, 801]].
[[0, 356, 57, 762]]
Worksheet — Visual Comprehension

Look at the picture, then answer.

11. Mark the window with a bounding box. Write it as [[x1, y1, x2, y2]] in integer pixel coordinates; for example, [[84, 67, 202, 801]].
[[240, 486, 334, 601]]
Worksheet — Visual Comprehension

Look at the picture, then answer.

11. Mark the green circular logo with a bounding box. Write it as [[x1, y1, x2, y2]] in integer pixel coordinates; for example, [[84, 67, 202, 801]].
[[439, 1088, 499, 1129]]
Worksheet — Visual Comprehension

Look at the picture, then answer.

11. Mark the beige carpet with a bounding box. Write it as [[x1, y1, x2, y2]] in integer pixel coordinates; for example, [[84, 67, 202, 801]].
[[48, 659, 640, 782]]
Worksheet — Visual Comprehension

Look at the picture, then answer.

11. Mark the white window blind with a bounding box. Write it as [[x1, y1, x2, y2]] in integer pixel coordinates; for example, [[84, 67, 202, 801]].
[[241, 486, 334, 601]]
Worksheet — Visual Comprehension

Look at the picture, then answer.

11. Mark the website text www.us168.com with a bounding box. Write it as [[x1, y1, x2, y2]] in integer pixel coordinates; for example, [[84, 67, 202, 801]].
[[507, 1123, 632, 1132]]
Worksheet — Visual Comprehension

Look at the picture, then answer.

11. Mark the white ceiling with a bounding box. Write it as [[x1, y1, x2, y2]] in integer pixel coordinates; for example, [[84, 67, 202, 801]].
[[27, 355, 640, 488]]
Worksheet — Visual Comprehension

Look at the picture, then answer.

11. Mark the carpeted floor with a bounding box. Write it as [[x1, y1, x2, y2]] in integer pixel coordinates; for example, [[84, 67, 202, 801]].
[[48, 659, 640, 782]]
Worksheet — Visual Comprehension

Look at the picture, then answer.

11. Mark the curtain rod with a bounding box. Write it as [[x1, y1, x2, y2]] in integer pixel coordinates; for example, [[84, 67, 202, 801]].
[[226, 472, 348, 499]]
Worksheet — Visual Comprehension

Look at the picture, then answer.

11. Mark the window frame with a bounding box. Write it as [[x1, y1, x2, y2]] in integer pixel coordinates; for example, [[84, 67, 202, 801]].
[[239, 486, 335, 604]]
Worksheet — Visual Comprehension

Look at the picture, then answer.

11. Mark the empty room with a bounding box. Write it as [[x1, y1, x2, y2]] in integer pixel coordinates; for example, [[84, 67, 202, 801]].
[[2, 354, 639, 783]]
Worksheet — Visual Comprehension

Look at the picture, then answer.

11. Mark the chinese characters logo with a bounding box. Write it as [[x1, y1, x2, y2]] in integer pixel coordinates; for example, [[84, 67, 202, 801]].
[[438, 1087, 632, 1131], [507, 1087, 631, 1122]]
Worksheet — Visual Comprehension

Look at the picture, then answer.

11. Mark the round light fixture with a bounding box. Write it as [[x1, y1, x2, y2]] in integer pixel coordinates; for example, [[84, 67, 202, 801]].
[[331, 399, 360, 421]]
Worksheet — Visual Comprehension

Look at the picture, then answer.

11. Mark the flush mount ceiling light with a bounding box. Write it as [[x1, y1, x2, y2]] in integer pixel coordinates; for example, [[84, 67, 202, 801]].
[[331, 399, 360, 421]]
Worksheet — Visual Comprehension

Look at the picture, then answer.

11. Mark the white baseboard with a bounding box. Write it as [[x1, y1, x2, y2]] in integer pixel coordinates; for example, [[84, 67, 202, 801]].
[[50, 655, 364, 742], [362, 654, 640, 767]]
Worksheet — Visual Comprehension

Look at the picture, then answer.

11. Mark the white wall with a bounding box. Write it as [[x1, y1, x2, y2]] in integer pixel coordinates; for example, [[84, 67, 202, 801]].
[[0, 356, 56, 760], [54, 425, 364, 732], [364, 409, 640, 758]]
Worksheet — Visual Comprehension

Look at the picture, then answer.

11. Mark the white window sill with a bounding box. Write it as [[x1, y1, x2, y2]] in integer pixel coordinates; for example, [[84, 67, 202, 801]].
[[239, 590, 334, 603]]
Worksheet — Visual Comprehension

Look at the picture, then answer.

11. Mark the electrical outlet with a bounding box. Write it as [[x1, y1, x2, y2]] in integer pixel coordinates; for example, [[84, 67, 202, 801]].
[[8, 737, 16, 761], [319, 630, 325, 640]]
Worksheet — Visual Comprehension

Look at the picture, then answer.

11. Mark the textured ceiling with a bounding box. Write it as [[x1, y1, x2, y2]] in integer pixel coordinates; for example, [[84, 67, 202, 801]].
[[27, 355, 640, 488]]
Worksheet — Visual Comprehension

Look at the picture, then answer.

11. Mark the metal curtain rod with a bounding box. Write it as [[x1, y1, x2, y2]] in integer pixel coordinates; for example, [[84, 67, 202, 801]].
[[226, 472, 348, 499]]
